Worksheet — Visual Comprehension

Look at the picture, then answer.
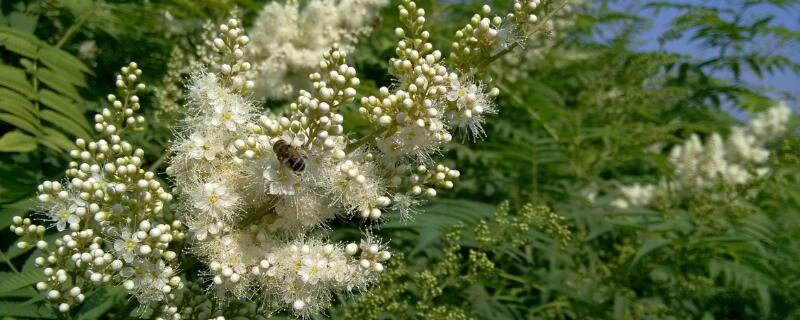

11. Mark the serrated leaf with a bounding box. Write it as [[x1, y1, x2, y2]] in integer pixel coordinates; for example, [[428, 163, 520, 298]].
[[40, 109, 91, 139], [0, 87, 33, 107], [0, 300, 55, 318], [36, 67, 81, 100], [75, 287, 126, 320], [38, 46, 92, 76], [0, 197, 35, 230], [37, 89, 89, 131], [0, 269, 44, 295], [0, 98, 37, 124], [0, 130, 37, 152], [0, 65, 34, 98], [0, 113, 39, 136], [0, 31, 38, 59], [41, 127, 77, 152]]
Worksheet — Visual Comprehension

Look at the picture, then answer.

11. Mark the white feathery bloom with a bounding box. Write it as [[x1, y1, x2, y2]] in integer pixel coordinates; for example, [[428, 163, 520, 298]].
[[48, 202, 80, 231], [165, 2, 546, 316], [727, 127, 770, 164], [210, 96, 249, 131], [444, 77, 496, 138], [750, 101, 791, 140], [616, 102, 792, 206], [27, 62, 181, 309], [192, 182, 240, 219], [187, 132, 223, 161], [619, 183, 656, 207], [248, 0, 388, 100], [263, 159, 300, 196], [113, 228, 141, 263]]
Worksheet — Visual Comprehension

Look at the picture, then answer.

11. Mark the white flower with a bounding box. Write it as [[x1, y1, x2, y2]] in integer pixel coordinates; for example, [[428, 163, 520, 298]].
[[248, 0, 388, 99], [49, 198, 85, 231], [191, 220, 223, 241], [263, 159, 299, 196], [619, 183, 655, 207], [750, 102, 791, 140], [113, 228, 140, 263], [188, 132, 223, 160], [611, 198, 629, 209], [193, 182, 239, 218], [210, 98, 248, 131], [298, 258, 326, 284], [444, 77, 495, 137], [51, 204, 80, 231]]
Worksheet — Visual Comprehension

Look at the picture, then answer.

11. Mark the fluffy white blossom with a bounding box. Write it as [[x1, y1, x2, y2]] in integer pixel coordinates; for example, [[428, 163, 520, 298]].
[[165, 1, 554, 316], [615, 103, 792, 208], [13, 63, 184, 311], [248, 0, 389, 100]]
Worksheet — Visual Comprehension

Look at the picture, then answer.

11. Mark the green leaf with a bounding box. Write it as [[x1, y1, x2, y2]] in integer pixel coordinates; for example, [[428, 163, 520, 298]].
[[630, 236, 670, 269], [36, 67, 81, 100], [0, 113, 39, 136], [0, 197, 35, 229], [0, 65, 34, 98], [75, 287, 127, 320], [0, 99, 37, 127], [0, 300, 55, 318], [37, 89, 89, 131], [0, 31, 38, 59], [40, 109, 91, 139], [0, 27, 44, 48], [41, 127, 77, 152], [0, 87, 33, 108], [38, 46, 93, 76], [0, 269, 44, 295], [0, 130, 37, 152]]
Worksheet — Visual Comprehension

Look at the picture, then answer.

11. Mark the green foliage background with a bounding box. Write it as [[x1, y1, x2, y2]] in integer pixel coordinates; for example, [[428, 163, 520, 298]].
[[0, 0, 798, 319]]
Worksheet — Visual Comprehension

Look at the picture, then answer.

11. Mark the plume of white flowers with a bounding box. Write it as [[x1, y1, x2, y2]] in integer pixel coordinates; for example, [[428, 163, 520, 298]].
[[247, 0, 389, 100], [168, 17, 391, 317], [495, 0, 584, 82], [11, 63, 184, 313], [166, 0, 552, 316], [613, 103, 793, 208]]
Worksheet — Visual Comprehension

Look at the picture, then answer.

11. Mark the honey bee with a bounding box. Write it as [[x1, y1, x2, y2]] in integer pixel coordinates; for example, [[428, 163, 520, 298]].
[[273, 139, 306, 172]]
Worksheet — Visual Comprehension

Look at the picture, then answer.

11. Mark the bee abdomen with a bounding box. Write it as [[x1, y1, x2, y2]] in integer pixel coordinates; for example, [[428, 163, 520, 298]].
[[287, 157, 305, 171]]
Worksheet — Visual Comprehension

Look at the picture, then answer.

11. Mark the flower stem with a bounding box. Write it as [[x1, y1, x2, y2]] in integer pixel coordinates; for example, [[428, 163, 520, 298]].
[[471, 0, 571, 74], [345, 127, 388, 153]]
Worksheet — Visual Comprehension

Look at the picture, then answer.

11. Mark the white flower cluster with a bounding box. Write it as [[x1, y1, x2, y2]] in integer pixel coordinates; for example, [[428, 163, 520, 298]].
[[168, 18, 391, 317], [496, 0, 584, 82], [450, 0, 546, 73], [167, 0, 555, 316], [247, 0, 389, 100], [11, 63, 184, 312], [613, 102, 793, 208]]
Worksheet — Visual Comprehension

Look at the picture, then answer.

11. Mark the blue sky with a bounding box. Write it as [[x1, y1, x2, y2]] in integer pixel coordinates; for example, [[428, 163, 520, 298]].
[[604, 0, 799, 113]]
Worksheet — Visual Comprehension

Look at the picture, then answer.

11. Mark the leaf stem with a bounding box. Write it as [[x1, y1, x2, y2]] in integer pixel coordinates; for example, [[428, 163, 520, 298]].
[[0, 250, 19, 273], [56, 10, 93, 49]]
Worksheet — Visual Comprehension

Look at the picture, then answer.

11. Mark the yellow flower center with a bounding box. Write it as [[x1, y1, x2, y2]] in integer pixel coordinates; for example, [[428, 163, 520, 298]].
[[209, 194, 219, 205], [223, 112, 233, 121]]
